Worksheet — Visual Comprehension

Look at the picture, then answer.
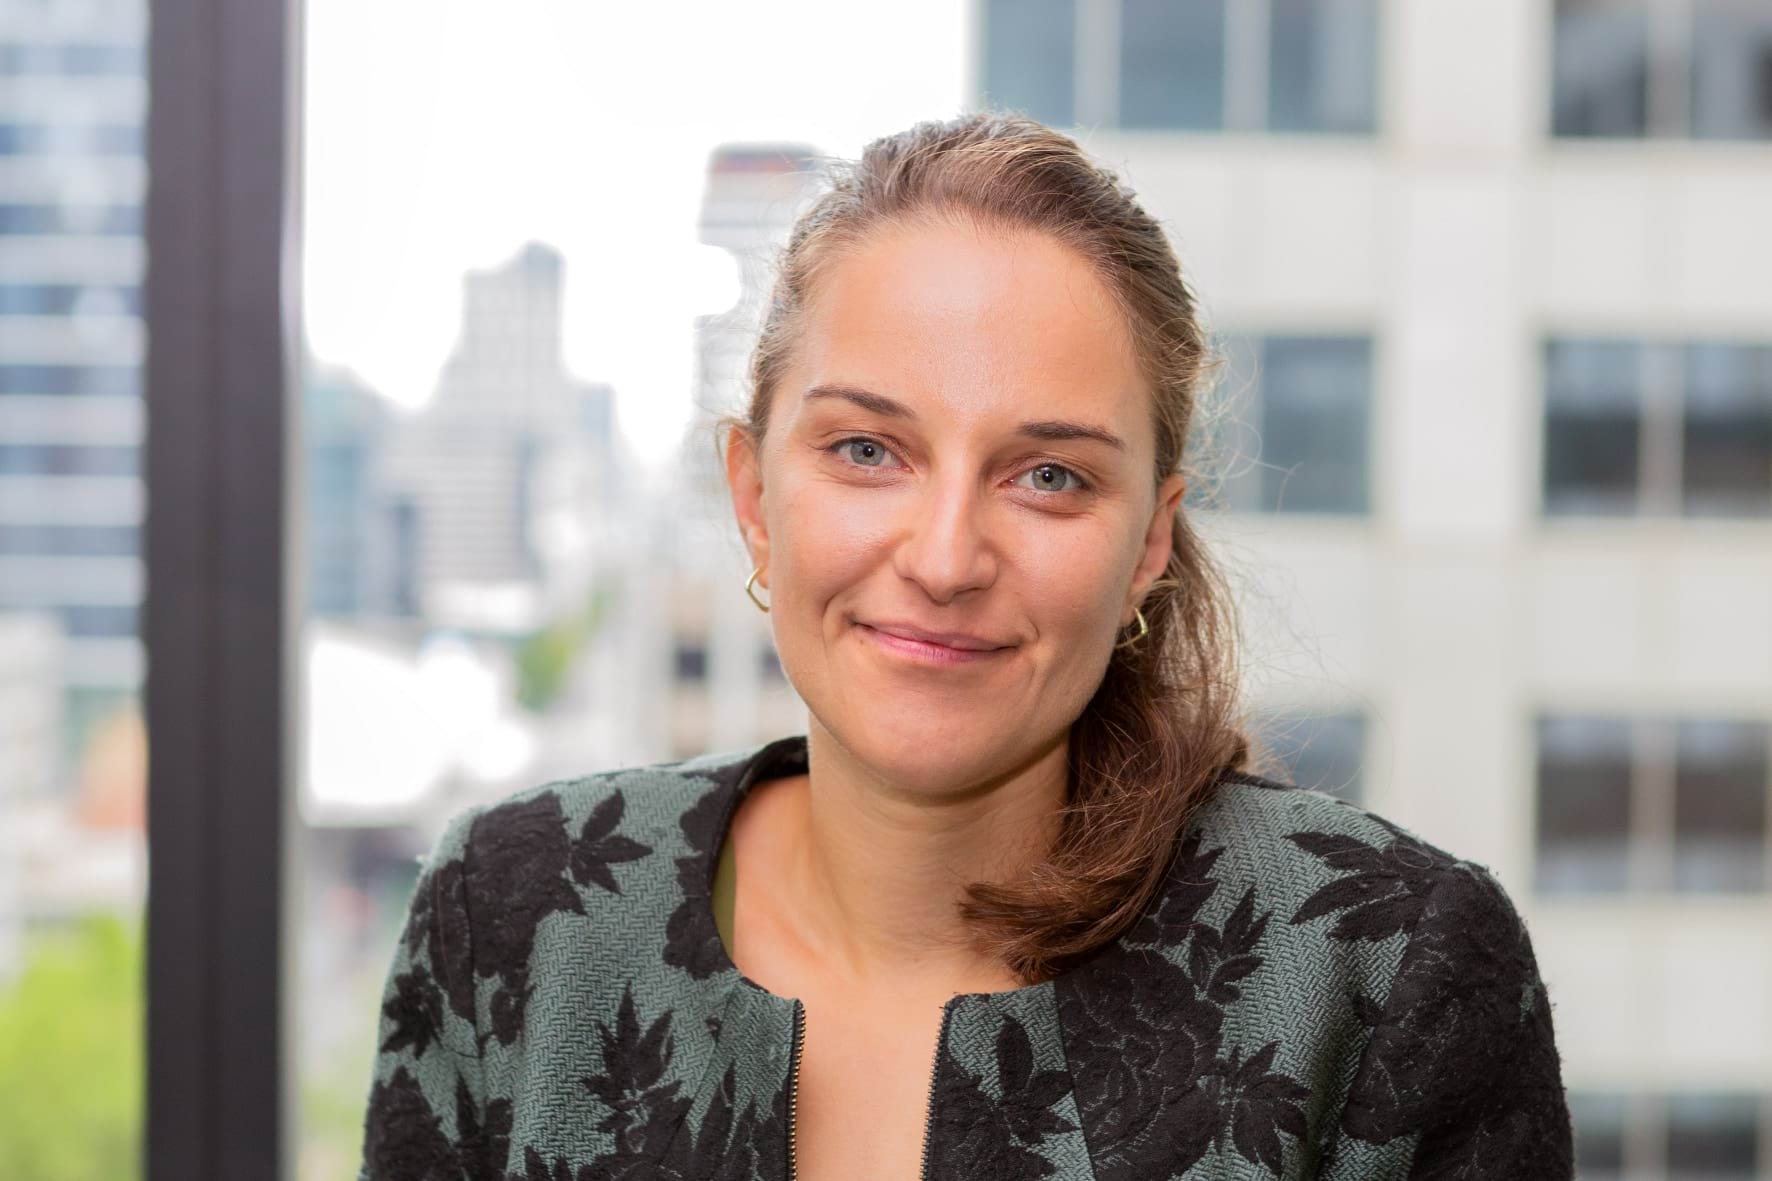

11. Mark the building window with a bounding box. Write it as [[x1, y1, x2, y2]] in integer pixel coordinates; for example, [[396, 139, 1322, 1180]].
[[1675, 718, 1769, 893], [1536, 715, 1634, 893], [1692, 0, 1772, 139], [1119, 0, 1226, 130], [1535, 712, 1770, 895], [1552, 0, 1772, 140], [672, 638, 708, 683], [1570, 1091, 1767, 1178], [1551, 0, 1652, 137], [980, 0, 1076, 127], [1541, 339, 1772, 520], [1252, 707, 1366, 804], [1667, 1092, 1762, 1178], [1568, 1092, 1627, 1180], [1191, 333, 1373, 515], [1266, 0, 1381, 134], [1684, 342, 1772, 517], [0, 523, 138, 557], [978, 0, 1377, 134]]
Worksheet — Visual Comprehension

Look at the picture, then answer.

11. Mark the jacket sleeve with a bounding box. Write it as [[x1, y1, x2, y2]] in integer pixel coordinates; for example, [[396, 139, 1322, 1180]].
[[1322, 860, 1575, 1179], [358, 802, 510, 1181]]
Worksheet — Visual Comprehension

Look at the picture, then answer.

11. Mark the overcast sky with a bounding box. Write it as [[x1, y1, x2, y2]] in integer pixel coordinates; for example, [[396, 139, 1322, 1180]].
[[301, 0, 971, 469]]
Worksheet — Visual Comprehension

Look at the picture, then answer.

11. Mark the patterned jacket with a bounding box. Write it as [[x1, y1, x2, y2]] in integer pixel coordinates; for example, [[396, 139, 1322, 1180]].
[[358, 731, 1575, 1180]]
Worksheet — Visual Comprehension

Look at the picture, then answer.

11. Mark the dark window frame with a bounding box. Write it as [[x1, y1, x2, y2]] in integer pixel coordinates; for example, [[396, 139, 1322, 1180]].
[[145, 0, 297, 1174]]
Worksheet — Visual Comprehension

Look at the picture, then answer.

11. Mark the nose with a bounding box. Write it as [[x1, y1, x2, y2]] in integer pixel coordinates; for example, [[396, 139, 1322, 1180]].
[[891, 471, 1000, 603]]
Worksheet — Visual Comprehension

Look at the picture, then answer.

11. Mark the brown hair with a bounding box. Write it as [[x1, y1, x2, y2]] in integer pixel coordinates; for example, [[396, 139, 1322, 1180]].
[[715, 109, 1264, 984]]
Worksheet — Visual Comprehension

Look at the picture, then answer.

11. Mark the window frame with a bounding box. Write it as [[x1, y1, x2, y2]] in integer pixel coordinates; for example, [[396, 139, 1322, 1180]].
[[144, 0, 298, 1174]]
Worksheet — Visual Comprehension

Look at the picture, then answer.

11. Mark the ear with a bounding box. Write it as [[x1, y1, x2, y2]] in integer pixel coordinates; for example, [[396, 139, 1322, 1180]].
[[724, 422, 771, 584], [1125, 472, 1186, 624]]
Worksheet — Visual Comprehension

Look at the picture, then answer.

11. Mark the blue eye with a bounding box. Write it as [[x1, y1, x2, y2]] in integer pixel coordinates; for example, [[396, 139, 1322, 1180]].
[[1015, 463, 1088, 494], [832, 437, 895, 468], [826, 436, 1089, 496]]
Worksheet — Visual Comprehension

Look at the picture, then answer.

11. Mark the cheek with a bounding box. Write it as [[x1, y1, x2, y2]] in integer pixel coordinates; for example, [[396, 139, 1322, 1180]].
[[766, 477, 882, 605], [1017, 527, 1130, 637]]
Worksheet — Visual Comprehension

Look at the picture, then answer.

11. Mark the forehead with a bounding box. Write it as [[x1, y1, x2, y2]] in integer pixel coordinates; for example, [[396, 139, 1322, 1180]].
[[790, 217, 1149, 439]]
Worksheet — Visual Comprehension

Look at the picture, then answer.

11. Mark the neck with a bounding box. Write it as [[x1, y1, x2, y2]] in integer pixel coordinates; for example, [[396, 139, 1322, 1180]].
[[777, 719, 1068, 990]]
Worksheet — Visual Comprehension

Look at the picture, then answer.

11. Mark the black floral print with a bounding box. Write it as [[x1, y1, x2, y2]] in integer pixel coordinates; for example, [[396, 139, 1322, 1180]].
[[359, 734, 1573, 1180], [1057, 831, 1308, 1179], [924, 1012, 1078, 1179], [576, 982, 785, 1178], [660, 780, 731, 980], [1285, 815, 1447, 943], [1289, 813, 1575, 1179], [471, 793, 589, 1045], [363, 1065, 460, 1181], [456, 1076, 513, 1181], [570, 792, 653, 895], [1201, 1040, 1311, 1173], [379, 963, 446, 1060]]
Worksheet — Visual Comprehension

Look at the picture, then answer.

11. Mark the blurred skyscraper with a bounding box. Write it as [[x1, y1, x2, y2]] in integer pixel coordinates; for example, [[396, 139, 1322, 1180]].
[[615, 143, 827, 761], [381, 241, 621, 634], [304, 357, 417, 620], [0, 0, 146, 765]]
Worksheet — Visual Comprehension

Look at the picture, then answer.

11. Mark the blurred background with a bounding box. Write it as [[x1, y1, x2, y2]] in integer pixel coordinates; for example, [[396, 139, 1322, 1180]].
[[1, 0, 1769, 1177]]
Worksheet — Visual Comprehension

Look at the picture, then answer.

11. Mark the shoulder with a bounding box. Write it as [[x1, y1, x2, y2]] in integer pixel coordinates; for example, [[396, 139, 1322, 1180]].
[[1177, 768, 1531, 956], [457, 743, 758, 875]]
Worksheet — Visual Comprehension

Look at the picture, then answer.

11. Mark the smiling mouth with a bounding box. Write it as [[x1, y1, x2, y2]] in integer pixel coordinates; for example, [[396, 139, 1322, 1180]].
[[856, 622, 1013, 665]]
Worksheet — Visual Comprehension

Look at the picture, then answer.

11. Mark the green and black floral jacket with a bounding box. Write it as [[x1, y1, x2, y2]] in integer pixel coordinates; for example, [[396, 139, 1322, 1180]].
[[358, 731, 1574, 1180]]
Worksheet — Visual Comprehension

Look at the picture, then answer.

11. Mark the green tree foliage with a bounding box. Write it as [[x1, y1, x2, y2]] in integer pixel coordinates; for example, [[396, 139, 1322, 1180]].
[[513, 580, 611, 714], [0, 911, 144, 1180]]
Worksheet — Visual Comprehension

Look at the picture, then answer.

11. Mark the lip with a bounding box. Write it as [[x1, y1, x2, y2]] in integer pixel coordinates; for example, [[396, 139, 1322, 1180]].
[[857, 621, 1014, 666]]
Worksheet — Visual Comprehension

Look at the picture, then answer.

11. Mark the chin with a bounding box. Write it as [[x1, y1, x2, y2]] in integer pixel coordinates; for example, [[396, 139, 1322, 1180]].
[[833, 712, 1020, 789]]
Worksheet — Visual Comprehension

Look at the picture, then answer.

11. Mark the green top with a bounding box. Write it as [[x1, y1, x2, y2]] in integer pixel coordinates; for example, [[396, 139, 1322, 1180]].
[[712, 823, 738, 952], [358, 731, 1573, 1179]]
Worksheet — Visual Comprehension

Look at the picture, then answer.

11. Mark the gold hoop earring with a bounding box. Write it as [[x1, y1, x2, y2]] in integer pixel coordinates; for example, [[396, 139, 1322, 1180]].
[[1114, 605, 1148, 651], [744, 566, 770, 613]]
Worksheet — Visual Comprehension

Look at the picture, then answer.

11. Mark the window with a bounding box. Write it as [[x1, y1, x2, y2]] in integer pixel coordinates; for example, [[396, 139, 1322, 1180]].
[[1542, 339, 1643, 515], [1252, 707, 1366, 804], [1691, 0, 1772, 139], [1119, 0, 1225, 130], [1535, 712, 1770, 895], [1684, 343, 1772, 517], [1191, 333, 1373, 515], [979, 0, 1378, 133], [1674, 719, 1769, 892], [1542, 339, 1772, 519], [1667, 1092, 1762, 1178], [1569, 1090, 1767, 1178], [980, 0, 1076, 127], [1266, 0, 1381, 134], [1568, 1092, 1628, 1181], [1536, 715, 1634, 892], [1551, 0, 1651, 137], [1552, 0, 1772, 140], [673, 637, 708, 683]]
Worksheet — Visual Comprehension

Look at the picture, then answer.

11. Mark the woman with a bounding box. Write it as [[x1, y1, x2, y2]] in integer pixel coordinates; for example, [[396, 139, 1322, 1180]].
[[359, 111, 1574, 1181]]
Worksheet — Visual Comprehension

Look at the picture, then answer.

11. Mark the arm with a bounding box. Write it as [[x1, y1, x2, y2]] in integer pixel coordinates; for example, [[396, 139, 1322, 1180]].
[[1320, 861, 1575, 1179], [358, 803, 510, 1181]]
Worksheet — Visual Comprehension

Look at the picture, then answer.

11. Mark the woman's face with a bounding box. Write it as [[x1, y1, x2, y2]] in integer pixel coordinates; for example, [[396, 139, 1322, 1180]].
[[727, 217, 1186, 793]]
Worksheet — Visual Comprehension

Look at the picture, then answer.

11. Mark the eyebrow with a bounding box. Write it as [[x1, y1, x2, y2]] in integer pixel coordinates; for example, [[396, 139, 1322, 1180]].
[[802, 383, 1127, 453]]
